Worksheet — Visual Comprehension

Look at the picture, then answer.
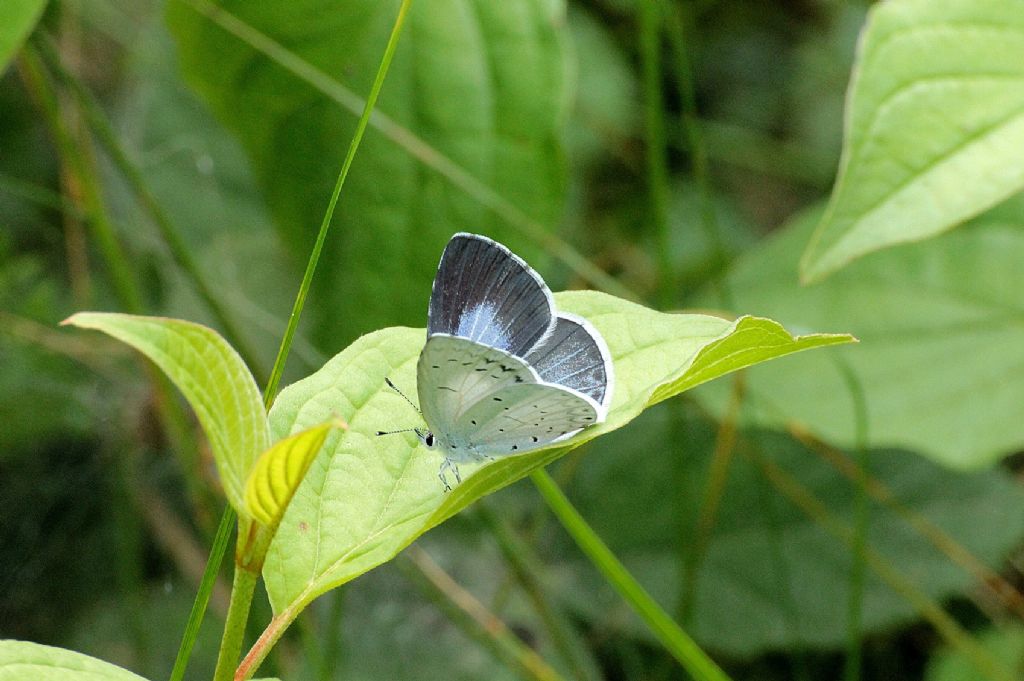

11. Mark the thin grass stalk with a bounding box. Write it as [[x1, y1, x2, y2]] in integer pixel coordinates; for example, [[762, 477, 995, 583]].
[[170, 507, 236, 681], [476, 503, 599, 681], [638, 0, 673, 308], [662, 3, 733, 309], [531, 470, 732, 681], [260, 0, 412, 408], [400, 547, 567, 681], [226, 3, 413, 677], [834, 358, 870, 681], [0, 169, 85, 216], [680, 372, 744, 621], [170, 0, 637, 303]]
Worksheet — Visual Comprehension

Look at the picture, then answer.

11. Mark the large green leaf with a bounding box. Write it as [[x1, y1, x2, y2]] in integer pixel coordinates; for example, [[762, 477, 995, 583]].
[[0, 0, 46, 75], [0, 640, 147, 681], [697, 195, 1024, 469], [63, 313, 270, 515], [801, 0, 1024, 281], [166, 0, 568, 345], [261, 290, 851, 619], [555, 406, 1024, 655]]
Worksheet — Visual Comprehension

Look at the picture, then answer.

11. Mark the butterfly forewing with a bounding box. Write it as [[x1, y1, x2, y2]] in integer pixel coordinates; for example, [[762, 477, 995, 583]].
[[428, 233, 555, 357], [453, 382, 600, 456]]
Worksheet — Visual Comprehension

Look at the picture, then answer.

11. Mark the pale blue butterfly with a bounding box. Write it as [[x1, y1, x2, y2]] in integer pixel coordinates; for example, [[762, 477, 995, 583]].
[[379, 233, 614, 490]]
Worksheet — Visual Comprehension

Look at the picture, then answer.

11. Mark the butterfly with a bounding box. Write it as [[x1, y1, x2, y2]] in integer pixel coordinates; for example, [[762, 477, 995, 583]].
[[379, 233, 614, 490]]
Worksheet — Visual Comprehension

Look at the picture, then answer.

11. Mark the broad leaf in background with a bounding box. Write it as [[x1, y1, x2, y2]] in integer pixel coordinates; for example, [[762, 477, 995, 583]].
[[166, 0, 568, 347], [63, 313, 270, 514], [0, 640, 147, 681], [261, 290, 852, 622], [0, 0, 46, 74], [801, 0, 1024, 282], [556, 407, 1024, 655], [697, 196, 1024, 469]]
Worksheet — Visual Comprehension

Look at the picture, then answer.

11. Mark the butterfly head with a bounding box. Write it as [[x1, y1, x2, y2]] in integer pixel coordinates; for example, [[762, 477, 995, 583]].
[[414, 427, 437, 449]]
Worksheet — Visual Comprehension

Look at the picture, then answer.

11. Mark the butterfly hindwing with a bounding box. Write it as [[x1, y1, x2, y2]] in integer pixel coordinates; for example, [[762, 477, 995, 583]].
[[417, 334, 537, 442], [428, 233, 555, 357], [453, 381, 599, 456], [524, 313, 613, 414]]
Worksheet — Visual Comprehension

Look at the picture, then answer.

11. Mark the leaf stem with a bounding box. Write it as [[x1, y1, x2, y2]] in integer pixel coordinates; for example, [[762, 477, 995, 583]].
[[260, 0, 413, 409], [213, 564, 260, 681], [530, 470, 732, 681]]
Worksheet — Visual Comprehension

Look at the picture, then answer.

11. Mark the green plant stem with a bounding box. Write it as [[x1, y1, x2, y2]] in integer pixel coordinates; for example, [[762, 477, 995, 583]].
[[638, 0, 673, 308], [34, 32, 266, 383], [530, 470, 732, 681], [834, 358, 870, 681], [171, 0, 636, 303], [170, 506, 236, 681], [222, 3, 413, 679], [213, 564, 260, 681], [260, 0, 413, 409]]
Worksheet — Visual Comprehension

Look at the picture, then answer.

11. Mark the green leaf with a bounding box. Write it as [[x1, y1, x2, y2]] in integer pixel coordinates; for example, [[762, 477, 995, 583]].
[[63, 313, 271, 515], [0, 640, 148, 681], [0, 0, 46, 75], [245, 419, 342, 528], [697, 195, 1024, 469], [166, 0, 568, 345], [801, 0, 1024, 282], [557, 407, 1024, 655], [261, 290, 852, 619], [926, 626, 1024, 681]]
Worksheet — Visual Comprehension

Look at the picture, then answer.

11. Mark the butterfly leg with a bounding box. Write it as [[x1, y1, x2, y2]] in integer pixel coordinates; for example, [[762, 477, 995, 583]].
[[438, 458, 454, 492]]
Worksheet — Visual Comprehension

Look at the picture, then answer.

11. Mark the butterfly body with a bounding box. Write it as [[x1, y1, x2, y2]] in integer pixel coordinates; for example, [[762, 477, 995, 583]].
[[399, 233, 614, 489]]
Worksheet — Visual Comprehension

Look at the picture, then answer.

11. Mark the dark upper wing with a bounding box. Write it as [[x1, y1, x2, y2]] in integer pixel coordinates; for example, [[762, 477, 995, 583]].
[[428, 233, 555, 357], [524, 313, 613, 417]]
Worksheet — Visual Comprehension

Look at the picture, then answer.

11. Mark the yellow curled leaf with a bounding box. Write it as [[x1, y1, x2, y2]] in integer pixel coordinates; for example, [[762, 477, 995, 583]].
[[245, 419, 344, 528]]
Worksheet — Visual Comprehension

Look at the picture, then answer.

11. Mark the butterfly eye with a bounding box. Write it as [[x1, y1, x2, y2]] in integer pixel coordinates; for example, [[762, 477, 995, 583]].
[[425, 433, 435, 447]]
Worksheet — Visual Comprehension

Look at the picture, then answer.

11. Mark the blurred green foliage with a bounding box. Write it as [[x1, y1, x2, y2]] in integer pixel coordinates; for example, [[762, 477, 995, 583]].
[[3, 0, 1024, 679]]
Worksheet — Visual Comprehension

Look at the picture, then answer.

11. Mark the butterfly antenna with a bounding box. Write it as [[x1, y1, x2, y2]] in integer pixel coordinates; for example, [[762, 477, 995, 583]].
[[385, 377, 423, 416], [376, 428, 418, 437]]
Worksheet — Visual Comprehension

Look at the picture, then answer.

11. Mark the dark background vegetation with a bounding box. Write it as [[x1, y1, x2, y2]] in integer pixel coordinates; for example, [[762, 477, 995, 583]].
[[2, 0, 1023, 680]]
